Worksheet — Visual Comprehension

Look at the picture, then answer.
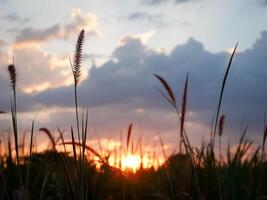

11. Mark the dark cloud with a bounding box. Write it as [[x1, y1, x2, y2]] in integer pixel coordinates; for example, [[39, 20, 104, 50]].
[[121, 12, 167, 26], [127, 12, 162, 21], [142, 0, 169, 5], [258, 0, 267, 6], [1, 31, 267, 139], [1, 13, 29, 23], [16, 24, 62, 43], [174, 0, 198, 4], [142, 0, 198, 5], [15, 10, 98, 44]]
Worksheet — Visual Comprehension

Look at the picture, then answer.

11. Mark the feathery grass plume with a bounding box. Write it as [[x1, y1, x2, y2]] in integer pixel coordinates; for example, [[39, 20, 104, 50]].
[[154, 74, 176, 107], [212, 43, 238, 149], [8, 64, 16, 91], [180, 73, 189, 153], [72, 29, 85, 87], [8, 63, 19, 165], [39, 128, 56, 150], [154, 74, 192, 155], [126, 123, 133, 153], [218, 115, 225, 137], [71, 29, 85, 153]]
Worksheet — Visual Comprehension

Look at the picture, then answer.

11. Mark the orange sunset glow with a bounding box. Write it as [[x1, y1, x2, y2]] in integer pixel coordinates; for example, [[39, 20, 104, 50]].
[[1, 0, 267, 199]]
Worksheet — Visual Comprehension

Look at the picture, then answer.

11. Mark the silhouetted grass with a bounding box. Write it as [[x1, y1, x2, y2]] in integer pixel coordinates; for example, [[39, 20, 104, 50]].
[[0, 31, 267, 200]]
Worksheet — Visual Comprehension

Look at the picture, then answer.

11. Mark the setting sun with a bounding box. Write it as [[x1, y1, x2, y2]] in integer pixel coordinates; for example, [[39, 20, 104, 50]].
[[0, 0, 266, 199], [121, 154, 141, 172]]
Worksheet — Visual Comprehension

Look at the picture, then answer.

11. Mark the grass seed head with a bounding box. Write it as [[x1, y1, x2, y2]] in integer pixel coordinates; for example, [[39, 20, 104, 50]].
[[73, 29, 85, 86], [8, 64, 16, 90]]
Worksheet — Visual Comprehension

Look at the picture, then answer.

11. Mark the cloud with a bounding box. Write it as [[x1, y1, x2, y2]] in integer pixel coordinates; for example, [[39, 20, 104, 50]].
[[120, 30, 155, 45], [260, 0, 267, 5], [0, 45, 11, 111], [142, 0, 169, 5], [174, 0, 198, 4], [0, 43, 76, 97], [0, 39, 5, 48], [128, 12, 163, 21], [1, 13, 29, 23], [14, 9, 98, 46], [120, 12, 167, 26], [142, 0, 199, 5], [12, 47, 74, 93], [258, 0, 267, 6], [128, 12, 160, 21], [1, 30, 267, 142]]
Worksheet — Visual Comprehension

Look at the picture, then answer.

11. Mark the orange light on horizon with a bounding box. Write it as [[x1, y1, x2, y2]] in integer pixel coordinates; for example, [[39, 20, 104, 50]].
[[121, 154, 141, 172]]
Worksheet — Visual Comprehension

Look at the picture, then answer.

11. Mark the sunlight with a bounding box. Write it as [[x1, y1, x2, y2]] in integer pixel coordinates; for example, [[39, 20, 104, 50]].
[[121, 154, 141, 172]]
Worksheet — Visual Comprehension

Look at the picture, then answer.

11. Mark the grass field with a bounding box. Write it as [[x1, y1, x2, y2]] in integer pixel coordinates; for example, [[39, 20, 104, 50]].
[[0, 30, 267, 200]]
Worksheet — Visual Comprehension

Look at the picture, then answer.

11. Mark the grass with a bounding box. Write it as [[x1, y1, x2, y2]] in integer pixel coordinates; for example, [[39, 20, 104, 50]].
[[0, 31, 267, 200]]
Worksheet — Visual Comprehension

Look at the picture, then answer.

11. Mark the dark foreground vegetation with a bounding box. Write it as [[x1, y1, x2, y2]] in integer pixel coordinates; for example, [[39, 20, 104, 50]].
[[1, 146, 267, 200], [0, 30, 267, 200]]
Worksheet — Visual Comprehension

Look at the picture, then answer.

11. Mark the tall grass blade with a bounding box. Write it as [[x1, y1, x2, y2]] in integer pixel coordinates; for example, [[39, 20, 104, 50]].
[[57, 129, 66, 153], [29, 120, 35, 157], [218, 115, 225, 163], [71, 126, 78, 173], [212, 43, 238, 148], [261, 126, 267, 162], [39, 128, 56, 150], [180, 73, 189, 153], [154, 86, 176, 108], [82, 108, 89, 161]]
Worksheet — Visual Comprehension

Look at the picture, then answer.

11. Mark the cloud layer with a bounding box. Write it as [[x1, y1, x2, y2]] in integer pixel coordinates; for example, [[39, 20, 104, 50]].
[[1, 30, 267, 143], [14, 9, 98, 46], [1, 13, 29, 23], [142, 0, 198, 5], [259, 0, 267, 6]]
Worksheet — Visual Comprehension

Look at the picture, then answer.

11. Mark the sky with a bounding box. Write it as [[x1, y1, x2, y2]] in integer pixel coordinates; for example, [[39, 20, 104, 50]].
[[0, 0, 267, 154]]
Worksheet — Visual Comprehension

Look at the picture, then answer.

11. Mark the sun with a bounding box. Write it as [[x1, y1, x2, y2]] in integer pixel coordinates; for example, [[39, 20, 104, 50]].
[[121, 154, 141, 172]]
